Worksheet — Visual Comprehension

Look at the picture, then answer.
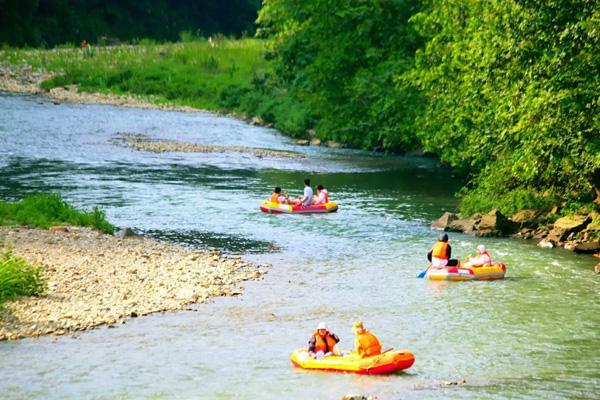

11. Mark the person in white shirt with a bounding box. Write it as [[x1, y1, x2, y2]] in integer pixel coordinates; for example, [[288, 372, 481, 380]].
[[463, 244, 492, 268], [290, 179, 313, 206]]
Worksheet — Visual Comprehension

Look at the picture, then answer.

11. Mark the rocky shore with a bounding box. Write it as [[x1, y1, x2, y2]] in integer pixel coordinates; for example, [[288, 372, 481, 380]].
[[114, 132, 303, 159], [432, 209, 600, 270], [0, 226, 267, 340]]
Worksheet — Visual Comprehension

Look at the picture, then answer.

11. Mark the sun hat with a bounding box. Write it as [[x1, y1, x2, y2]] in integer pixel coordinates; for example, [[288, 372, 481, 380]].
[[477, 244, 486, 252], [317, 322, 328, 331]]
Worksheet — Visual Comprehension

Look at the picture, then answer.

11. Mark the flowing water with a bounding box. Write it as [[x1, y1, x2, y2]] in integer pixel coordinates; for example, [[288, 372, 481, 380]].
[[0, 94, 598, 399]]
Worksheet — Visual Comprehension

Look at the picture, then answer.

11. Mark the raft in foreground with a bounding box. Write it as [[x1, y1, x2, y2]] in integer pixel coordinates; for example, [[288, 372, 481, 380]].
[[290, 349, 415, 375], [260, 201, 338, 214], [426, 263, 506, 281]]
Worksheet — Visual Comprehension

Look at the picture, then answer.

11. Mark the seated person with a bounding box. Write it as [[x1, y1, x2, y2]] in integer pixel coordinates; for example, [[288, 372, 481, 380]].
[[312, 185, 330, 205], [308, 322, 341, 359], [269, 187, 288, 204], [289, 178, 313, 206], [463, 244, 492, 268], [352, 321, 382, 358], [427, 233, 459, 267]]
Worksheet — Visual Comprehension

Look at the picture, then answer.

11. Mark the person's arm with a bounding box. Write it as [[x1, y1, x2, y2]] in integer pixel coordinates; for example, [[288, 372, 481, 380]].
[[308, 336, 316, 353], [447, 244, 452, 259], [427, 249, 432, 262]]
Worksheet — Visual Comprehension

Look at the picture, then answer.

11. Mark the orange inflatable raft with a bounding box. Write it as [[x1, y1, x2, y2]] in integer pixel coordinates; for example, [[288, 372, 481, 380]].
[[290, 349, 415, 375]]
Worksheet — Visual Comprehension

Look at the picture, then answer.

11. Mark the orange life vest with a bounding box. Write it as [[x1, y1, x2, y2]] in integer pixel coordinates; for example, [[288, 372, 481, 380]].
[[355, 331, 382, 358], [313, 332, 338, 353], [432, 241, 449, 259], [270, 193, 279, 203]]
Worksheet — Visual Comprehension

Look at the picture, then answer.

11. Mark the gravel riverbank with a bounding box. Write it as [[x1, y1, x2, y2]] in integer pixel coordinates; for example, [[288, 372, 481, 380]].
[[0, 226, 267, 340]]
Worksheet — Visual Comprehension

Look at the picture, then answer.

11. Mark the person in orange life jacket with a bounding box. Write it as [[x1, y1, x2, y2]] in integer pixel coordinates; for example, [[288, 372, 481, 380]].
[[269, 187, 289, 204], [308, 322, 341, 359], [352, 321, 382, 358], [427, 233, 459, 267], [463, 244, 492, 267], [311, 185, 329, 205]]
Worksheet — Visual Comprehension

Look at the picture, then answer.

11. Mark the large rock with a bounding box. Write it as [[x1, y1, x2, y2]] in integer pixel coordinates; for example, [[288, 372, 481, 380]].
[[511, 209, 541, 229], [477, 209, 514, 236], [431, 212, 459, 230], [447, 214, 481, 233], [547, 215, 591, 243], [573, 241, 600, 254]]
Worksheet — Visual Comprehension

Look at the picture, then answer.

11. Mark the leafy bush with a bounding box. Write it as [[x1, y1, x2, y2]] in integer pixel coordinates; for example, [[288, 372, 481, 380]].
[[0, 194, 114, 234], [0, 247, 46, 308]]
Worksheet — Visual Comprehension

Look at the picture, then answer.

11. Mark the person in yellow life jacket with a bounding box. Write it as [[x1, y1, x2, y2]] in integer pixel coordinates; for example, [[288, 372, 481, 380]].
[[427, 233, 459, 267], [352, 321, 382, 358], [269, 187, 288, 204], [308, 322, 341, 359]]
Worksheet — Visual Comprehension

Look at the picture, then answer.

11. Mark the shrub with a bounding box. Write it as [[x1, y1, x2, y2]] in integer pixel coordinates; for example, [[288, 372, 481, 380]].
[[0, 247, 46, 308]]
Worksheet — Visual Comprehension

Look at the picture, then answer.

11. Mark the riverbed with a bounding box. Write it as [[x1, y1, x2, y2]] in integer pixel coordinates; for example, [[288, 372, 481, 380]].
[[0, 93, 598, 399]]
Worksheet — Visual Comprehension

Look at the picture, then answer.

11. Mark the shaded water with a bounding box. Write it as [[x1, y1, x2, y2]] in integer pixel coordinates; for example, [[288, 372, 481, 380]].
[[0, 94, 598, 399]]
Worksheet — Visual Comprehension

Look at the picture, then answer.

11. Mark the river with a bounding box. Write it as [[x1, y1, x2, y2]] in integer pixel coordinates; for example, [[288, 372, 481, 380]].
[[0, 93, 598, 399]]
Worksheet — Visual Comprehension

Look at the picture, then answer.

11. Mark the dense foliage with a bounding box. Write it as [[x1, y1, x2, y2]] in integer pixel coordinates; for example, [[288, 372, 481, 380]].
[[0, 194, 114, 234], [257, 0, 423, 150], [0, 247, 46, 308], [0, 0, 260, 47], [259, 0, 600, 215]]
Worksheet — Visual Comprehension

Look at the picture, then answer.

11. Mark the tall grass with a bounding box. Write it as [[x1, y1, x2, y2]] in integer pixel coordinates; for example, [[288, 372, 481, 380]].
[[0, 38, 312, 135], [0, 194, 114, 234], [0, 247, 46, 308]]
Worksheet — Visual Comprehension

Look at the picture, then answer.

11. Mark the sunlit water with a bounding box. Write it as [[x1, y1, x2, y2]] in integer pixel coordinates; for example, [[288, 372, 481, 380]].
[[0, 94, 598, 399]]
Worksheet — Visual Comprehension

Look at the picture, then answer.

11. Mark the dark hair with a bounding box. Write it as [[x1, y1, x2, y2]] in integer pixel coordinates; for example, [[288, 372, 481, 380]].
[[439, 233, 448, 242], [274, 187, 281, 193], [304, 178, 310, 186], [317, 185, 324, 190]]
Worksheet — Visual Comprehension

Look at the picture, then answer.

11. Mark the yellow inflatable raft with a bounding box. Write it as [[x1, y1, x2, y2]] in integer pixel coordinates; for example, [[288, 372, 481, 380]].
[[290, 349, 415, 375], [426, 262, 506, 281]]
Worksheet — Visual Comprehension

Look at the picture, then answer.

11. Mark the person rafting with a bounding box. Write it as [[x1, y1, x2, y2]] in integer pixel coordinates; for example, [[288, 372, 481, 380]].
[[308, 322, 341, 359], [290, 178, 313, 206], [269, 187, 289, 203], [427, 233, 459, 267], [352, 321, 382, 358], [311, 184, 329, 205], [463, 244, 492, 268]]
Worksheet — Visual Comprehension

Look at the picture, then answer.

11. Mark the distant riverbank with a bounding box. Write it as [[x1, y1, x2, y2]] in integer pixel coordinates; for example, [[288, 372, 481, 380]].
[[0, 226, 266, 340]]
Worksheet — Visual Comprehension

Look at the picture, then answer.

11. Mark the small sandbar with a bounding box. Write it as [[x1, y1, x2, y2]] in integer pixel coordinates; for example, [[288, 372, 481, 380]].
[[114, 132, 303, 158], [0, 226, 267, 340]]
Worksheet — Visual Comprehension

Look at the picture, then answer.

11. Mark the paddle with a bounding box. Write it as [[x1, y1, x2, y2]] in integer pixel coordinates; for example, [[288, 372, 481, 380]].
[[365, 347, 394, 371], [417, 263, 432, 279]]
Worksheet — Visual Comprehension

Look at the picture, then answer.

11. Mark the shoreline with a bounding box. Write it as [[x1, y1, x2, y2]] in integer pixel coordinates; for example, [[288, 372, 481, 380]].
[[0, 226, 267, 340]]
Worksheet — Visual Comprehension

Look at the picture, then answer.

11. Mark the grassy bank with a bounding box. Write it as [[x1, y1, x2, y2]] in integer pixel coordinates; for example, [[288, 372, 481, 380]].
[[0, 247, 46, 308], [0, 38, 311, 136], [0, 194, 114, 234]]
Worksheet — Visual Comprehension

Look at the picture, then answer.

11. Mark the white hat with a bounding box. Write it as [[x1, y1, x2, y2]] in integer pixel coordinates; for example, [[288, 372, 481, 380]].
[[477, 244, 486, 252], [316, 322, 328, 331]]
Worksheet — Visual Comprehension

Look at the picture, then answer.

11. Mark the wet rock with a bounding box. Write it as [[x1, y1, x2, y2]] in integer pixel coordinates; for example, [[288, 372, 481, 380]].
[[537, 238, 555, 249], [292, 139, 309, 146], [116, 227, 137, 238], [447, 214, 481, 233], [511, 209, 541, 229], [547, 215, 591, 243], [595, 264, 600, 274], [431, 212, 459, 231], [250, 116, 263, 126], [326, 140, 343, 148], [573, 241, 600, 254], [339, 395, 376, 400], [477, 209, 514, 236], [309, 138, 321, 146]]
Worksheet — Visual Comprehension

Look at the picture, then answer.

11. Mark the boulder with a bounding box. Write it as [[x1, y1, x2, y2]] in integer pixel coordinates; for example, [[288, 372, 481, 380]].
[[537, 238, 555, 249], [309, 138, 321, 146], [250, 116, 264, 126], [573, 241, 600, 254], [49, 225, 70, 233], [447, 214, 481, 233], [326, 140, 343, 148], [547, 215, 591, 243], [292, 139, 309, 146], [431, 212, 459, 230], [510, 209, 540, 229], [595, 264, 600, 274], [477, 209, 514, 236]]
